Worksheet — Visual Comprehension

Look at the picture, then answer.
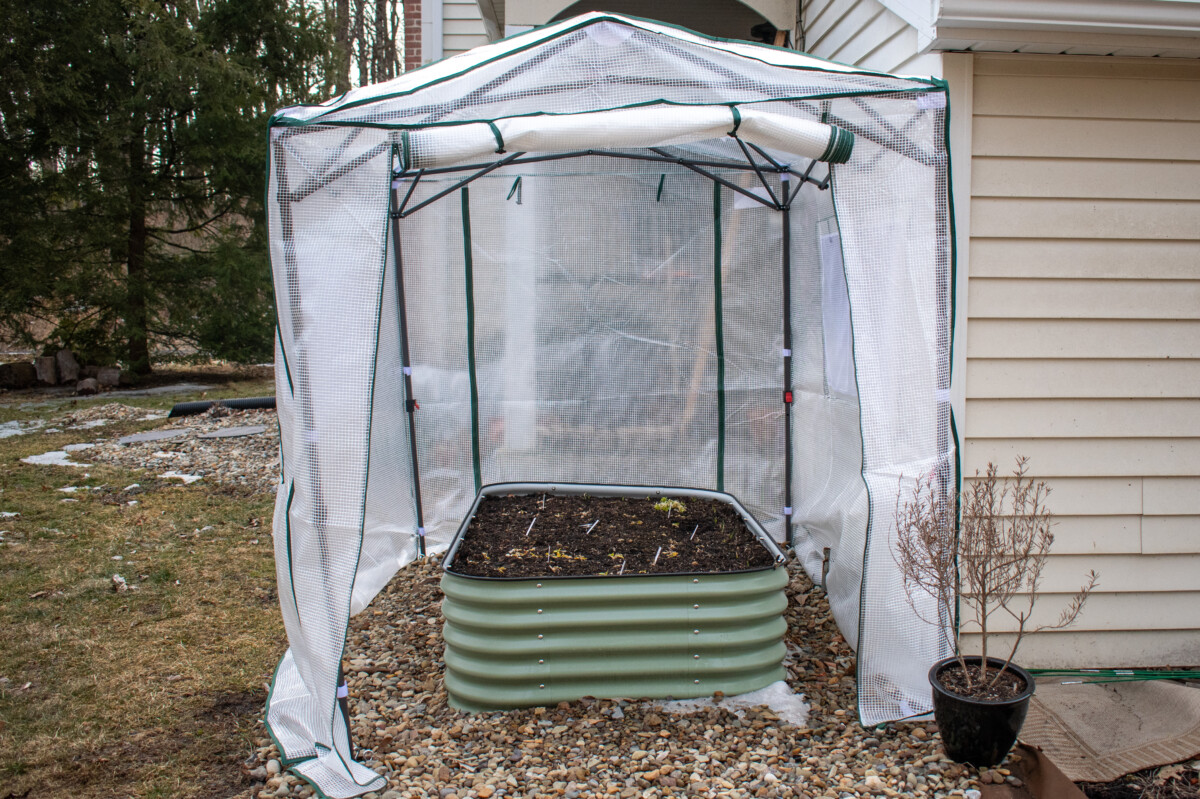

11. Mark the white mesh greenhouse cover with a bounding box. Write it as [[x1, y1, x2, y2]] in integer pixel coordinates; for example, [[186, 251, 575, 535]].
[[266, 13, 956, 796]]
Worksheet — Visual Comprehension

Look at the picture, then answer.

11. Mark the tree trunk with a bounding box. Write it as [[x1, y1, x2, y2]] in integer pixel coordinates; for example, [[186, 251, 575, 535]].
[[126, 125, 151, 376], [374, 0, 389, 81], [334, 0, 352, 93]]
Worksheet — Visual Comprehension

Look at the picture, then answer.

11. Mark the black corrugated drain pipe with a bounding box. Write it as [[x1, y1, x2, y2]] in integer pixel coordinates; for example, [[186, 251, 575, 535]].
[[167, 396, 276, 418]]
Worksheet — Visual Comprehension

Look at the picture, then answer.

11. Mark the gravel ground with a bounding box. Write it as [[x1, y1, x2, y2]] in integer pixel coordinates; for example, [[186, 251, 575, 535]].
[[70, 404, 280, 495], [242, 557, 995, 799], [46, 404, 998, 798]]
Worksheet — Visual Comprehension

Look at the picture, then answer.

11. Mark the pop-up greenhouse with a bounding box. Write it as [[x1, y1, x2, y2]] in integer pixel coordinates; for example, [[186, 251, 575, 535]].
[[266, 13, 956, 796]]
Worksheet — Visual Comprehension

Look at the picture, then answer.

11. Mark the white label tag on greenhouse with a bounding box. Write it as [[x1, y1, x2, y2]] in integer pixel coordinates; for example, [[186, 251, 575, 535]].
[[819, 233, 857, 399], [918, 92, 946, 110]]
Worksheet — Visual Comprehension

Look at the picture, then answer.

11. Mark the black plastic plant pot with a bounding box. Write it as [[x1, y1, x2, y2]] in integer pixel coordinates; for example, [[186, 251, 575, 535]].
[[929, 656, 1035, 767]]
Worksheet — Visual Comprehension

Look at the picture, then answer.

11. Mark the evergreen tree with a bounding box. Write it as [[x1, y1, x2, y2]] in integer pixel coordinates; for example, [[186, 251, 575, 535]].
[[0, 0, 332, 372]]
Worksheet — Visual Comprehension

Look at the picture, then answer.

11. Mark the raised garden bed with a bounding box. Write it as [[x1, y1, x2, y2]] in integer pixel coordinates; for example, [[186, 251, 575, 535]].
[[440, 483, 788, 712]]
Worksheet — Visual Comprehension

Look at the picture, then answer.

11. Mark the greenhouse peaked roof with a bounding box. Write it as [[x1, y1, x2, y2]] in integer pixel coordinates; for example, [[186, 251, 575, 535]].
[[270, 12, 941, 130]]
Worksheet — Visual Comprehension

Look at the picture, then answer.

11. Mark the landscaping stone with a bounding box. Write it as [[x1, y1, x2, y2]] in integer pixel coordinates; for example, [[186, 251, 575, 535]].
[[0, 362, 37, 389], [35, 356, 57, 384], [56, 349, 80, 383]]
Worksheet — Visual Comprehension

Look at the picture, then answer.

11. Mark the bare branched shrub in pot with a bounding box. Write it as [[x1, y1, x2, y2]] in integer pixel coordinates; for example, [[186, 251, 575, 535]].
[[895, 456, 1099, 766]]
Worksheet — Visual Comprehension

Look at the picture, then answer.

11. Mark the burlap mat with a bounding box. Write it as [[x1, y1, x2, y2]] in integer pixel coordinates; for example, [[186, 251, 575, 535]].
[[1018, 679, 1200, 782]]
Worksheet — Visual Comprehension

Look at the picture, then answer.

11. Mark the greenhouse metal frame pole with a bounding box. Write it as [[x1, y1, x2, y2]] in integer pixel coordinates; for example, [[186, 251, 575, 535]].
[[781, 194, 794, 549], [389, 178, 428, 558]]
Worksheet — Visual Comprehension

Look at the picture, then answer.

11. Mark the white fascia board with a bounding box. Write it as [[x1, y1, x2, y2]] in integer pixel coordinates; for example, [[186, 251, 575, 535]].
[[422, 0, 444, 62], [936, 0, 1200, 38]]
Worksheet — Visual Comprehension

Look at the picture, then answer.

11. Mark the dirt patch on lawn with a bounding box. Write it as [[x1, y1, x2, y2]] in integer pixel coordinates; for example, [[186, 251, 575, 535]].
[[448, 493, 777, 579]]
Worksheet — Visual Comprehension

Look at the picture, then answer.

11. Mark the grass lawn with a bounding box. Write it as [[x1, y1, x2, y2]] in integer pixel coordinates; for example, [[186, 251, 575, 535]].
[[0, 366, 284, 798]]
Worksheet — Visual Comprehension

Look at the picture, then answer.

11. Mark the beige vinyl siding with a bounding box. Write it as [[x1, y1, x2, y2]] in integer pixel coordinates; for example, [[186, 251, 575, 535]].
[[444, 0, 489, 57], [962, 53, 1200, 667]]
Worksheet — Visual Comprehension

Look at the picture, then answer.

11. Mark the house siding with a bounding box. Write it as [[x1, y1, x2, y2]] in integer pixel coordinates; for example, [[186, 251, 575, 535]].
[[803, 0, 936, 74], [961, 52, 1200, 666], [803, 2, 1200, 667], [444, 0, 490, 57]]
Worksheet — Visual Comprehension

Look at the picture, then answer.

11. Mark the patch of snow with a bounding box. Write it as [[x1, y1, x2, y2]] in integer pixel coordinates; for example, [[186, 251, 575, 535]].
[[21, 450, 91, 467], [0, 511, 19, 518], [653, 681, 809, 727], [160, 471, 203, 484], [63, 443, 96, 451], [0, 420, 45, 439]]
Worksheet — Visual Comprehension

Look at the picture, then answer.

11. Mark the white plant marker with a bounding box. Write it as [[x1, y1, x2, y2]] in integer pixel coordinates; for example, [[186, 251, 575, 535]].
[[667, 506, 672, 520], [618, 559, 626, 575], [652, 546, 662, 565], [525, 516, 537, 536], [690, 524, 699, 540], [541, 494, 545, 509], [585, 520, 599, 535]]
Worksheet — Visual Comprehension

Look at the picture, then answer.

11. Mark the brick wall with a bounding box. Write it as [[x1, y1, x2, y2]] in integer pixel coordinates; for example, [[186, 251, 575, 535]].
[[404, 0, 421, 71]]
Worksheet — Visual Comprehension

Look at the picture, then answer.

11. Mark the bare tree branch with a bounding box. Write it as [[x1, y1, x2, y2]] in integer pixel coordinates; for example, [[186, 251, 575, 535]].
[[895, 457, 1099, 696]]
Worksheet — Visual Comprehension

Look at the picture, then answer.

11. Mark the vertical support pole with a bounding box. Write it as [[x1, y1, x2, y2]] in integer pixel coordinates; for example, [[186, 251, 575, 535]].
[[461, 188, 483, 495], [390, 175, 427, 558], [781, 189, 794, 549], [713, 183, 726, 492]]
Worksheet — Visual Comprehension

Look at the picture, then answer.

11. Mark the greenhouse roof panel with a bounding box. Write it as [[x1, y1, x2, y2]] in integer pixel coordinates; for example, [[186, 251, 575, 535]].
[[271, 13, 938, 129]]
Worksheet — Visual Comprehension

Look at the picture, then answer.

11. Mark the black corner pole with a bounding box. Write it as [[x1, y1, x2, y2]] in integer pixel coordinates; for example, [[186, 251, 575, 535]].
[[781, 204, 794, 549], [390, 177, 427, 558]]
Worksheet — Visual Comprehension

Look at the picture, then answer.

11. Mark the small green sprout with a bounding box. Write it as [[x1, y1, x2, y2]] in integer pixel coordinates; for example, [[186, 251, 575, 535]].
[[653, 498, 686, 514]]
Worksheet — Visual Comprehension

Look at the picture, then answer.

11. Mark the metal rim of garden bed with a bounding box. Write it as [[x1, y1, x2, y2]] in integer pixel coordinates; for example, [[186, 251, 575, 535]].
[[441, 481, 787, 582]]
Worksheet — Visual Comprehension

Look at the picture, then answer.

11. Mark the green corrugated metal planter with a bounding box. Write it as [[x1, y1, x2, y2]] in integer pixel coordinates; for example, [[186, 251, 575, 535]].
[[441, 483, 788, 713]]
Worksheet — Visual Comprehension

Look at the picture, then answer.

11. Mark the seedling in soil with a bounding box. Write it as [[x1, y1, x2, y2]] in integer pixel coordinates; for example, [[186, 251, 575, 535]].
[[654, 498, 686, 516]]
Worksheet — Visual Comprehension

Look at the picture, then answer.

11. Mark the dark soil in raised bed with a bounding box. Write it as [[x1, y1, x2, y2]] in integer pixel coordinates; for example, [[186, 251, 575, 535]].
[[447, 494, 777, 579], [937, 661, 1028, 701]]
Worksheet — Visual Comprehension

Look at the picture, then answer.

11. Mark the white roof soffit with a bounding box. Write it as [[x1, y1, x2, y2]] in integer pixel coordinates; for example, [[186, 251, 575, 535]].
[[935, 0, 1200, 38], [875, 0, 1200, 57]]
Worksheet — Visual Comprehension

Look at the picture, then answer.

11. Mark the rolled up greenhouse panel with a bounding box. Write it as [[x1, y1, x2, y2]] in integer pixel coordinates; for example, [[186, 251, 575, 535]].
[[403, 106, 852, 170]]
